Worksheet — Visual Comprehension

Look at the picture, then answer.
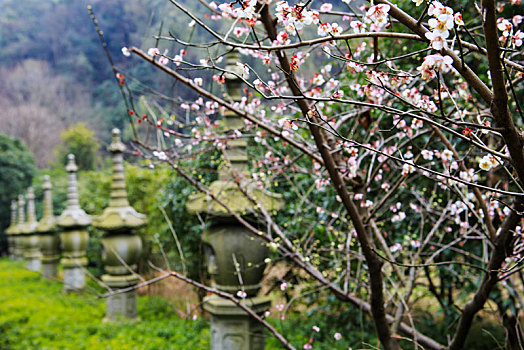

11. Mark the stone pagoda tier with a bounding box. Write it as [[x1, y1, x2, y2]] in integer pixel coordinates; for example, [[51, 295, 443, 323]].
[[36, 175, 61, 278], [56, 154, 92, 292], [14, 195, 26, 261], [5, 200, 18, 259], [22, 187, 41, 272], [93, 128, 146, 321], [187, 51, 283, 350]]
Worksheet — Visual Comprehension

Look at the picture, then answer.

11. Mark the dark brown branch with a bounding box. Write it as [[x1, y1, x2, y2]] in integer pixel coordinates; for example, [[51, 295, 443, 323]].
[[257, 3, 399, 349], [448, 197, 523, 349], [447, 1, 524, 347]]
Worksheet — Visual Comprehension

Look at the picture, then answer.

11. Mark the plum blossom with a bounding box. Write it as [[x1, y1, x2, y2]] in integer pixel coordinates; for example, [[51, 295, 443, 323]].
[[428, 2, 453, 19], [334, 333, 342, 340], [411, 240, 421, 248], [218, 0, 257, 20], [479, 157, 492, 171], [147, 47, 160, 56], [425, 30, 449, 50], [236, 62, 250, 78], [417, 54, 453, 81], [330, 22, 342, 35], [168, 54, 180, 66], [121, 47, 131, 56], [392, 212, 406, 222], [366, 4, 390, 29], [320, 3, 332, 12], [312, 73, 325, 86], [275, 1, 319, 35], [153, 150, 167, 160], [511, 31, 524, 47], [390, 242, 402, 253], [497, 19, 513, 37], [350, 20, 366, 33], [454, 13, 464, 27], [318, 22, 332, 36], [479, 155, 498, 171], [402, 162, 415, 176], [441, 149, 453, 162], [276, 31, 291, 45], [233, 26, 248, 38]]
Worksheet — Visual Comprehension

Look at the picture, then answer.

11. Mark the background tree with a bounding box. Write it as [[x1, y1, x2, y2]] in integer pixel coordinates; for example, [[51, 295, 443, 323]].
[[54, 123, 101, 171], [0, 134, 36, 253], [0, 60, 88, 167]]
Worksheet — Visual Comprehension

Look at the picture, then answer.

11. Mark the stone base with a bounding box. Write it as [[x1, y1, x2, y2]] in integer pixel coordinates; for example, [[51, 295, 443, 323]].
[[63, 266, 86, 292], [102, 274, 140, 321], [25, 257, 42, 272], [61, 257, 88, 292], [13, 248, 25, 261], [42, 261, 59, 279], [204, 295, 271, 350]]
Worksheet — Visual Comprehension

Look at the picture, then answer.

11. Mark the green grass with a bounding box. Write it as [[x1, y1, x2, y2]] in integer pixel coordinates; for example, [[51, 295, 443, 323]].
[[0, 259, 366, 349], [1, 259, 504, 349], [0, 259, 209, 350]]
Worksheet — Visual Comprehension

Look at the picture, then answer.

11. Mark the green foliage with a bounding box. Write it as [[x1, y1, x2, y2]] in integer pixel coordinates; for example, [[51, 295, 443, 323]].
[[54, 123, 101, 171], [0, 259, 209, 349], [0, 134, 36, 252]]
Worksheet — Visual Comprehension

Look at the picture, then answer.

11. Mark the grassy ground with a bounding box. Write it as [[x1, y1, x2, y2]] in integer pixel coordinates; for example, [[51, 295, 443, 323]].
[[0, 259, 505, 349], [0, 259, 209, 350], [0, 259, 352, 350]]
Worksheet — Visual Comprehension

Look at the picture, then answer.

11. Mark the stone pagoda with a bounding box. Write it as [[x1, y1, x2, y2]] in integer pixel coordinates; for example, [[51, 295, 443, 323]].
[[57, 154, 92, 292], [187, 51, 283, 350], [93, 128, 146, 321], [22, 187, 41, 272], [5, 200, 18, 259], [36, 175, 61, 278]]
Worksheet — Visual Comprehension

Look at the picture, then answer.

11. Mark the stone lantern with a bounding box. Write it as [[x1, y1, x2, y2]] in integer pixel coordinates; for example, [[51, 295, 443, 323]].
[[13, 195, 26, 260], [57, 154, 92, 292], [5, 200, 17, 259], [93, 128, 145, 321], [186, 51, 283, 350], [22, 187, 41, 272], [36, 175, 61, 278]]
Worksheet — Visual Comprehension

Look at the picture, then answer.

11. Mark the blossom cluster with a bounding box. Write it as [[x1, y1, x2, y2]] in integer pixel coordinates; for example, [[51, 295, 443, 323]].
[[218, 0, 257, 20], [424, 1, 460, 51], [275, 1, 319, 36], [497, 16, 524, 47]]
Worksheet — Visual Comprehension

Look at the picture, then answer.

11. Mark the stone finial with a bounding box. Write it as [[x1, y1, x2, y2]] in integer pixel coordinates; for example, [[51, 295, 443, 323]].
[[108, 129, 130, 208], [187, 51, 284, 216], [27, 188, 36, 220], [66, 154, 80, 209], [22, 187, 39, 234], [17, 195, 25, 231], [57, 154, 92, 228], [11, 200, 17, 222], [66, 153, 78, 172], [37, 175, 57, 232], [5, 200, 18, 234], [223, 51, 243, 131], [108, 128, 126, 153], [92, 128, 146, 231]]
